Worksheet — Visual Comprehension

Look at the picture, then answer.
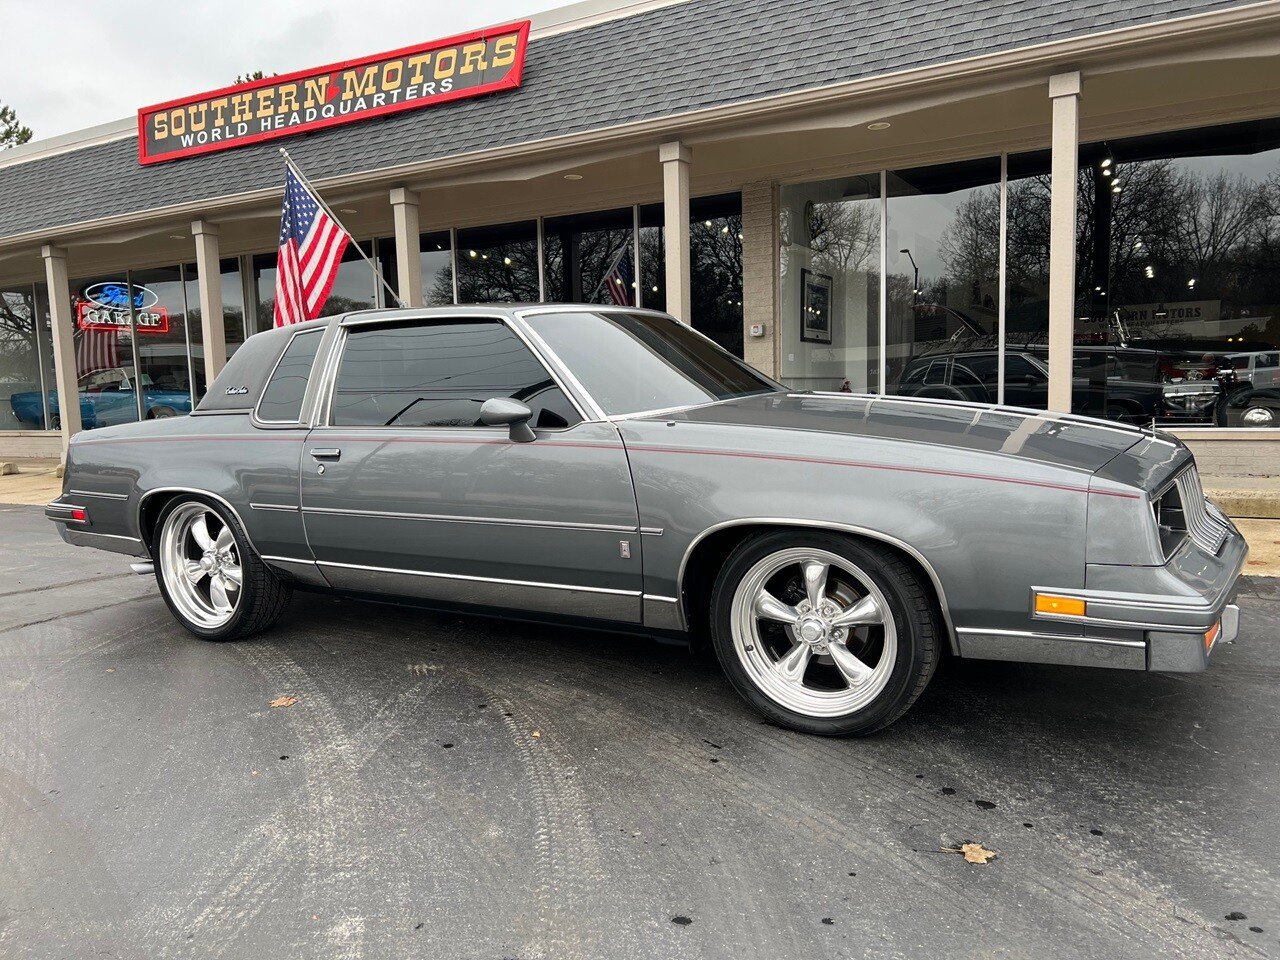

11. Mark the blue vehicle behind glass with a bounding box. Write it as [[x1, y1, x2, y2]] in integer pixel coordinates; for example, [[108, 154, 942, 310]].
[[10, 367, 192, 429]]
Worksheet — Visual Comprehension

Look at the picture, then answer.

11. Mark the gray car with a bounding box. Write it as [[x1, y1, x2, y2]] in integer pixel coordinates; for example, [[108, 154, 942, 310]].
[[46, 305, 1246, 735]]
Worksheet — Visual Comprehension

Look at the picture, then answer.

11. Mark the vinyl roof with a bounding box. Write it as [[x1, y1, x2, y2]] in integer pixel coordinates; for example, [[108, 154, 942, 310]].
[[0, 0, 1253, 242]]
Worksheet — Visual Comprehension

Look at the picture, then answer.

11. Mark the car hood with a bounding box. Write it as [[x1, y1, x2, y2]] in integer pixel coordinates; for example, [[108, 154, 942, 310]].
[[640, 392, 1147, 475]]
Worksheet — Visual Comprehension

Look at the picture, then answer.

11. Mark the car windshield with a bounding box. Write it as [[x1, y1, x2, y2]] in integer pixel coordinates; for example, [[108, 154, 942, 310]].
[[524, 311, 779, 416]]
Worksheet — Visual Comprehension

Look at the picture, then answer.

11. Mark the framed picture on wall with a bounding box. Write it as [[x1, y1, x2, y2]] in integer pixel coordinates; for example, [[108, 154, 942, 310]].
[[800, 269, 833, 344]]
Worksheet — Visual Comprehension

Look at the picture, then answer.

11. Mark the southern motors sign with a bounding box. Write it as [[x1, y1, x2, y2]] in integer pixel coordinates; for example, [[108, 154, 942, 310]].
[[137, 21, 529, 165], [76, 282, 170, 334]]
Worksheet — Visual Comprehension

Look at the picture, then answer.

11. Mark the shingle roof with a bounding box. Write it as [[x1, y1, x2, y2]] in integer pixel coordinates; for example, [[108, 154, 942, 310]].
[[0, 0, 1252, 242]]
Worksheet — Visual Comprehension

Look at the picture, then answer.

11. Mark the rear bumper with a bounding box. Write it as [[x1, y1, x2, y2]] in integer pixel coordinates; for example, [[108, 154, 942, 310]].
[[46, 498, 149, 558]]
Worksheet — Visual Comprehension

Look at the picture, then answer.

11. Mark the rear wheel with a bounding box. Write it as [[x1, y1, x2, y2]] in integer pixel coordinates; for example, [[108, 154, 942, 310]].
[[154, 497, 292, 641], [710, 531, 941, 736]]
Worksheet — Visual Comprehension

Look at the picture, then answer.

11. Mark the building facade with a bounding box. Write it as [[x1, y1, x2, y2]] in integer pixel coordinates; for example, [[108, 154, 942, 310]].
[[1, 0, 1279, 473]]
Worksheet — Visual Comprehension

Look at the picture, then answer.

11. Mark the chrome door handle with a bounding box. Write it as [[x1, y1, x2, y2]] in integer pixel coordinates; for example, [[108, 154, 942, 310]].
[[309, 448, 342, 461]]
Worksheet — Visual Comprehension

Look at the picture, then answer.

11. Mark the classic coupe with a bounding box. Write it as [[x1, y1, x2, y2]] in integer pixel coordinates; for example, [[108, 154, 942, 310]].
[[12, 368, 192, 429], [46, 306, 1245, 735]]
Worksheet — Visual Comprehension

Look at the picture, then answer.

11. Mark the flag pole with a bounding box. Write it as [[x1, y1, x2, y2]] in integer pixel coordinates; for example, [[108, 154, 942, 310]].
[[278, 147, 406, 309], [587, 240, 631, 304]]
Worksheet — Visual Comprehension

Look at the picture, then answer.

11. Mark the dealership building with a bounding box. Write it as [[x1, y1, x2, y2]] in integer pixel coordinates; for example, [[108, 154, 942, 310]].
[[1, 0, 1279, 471]]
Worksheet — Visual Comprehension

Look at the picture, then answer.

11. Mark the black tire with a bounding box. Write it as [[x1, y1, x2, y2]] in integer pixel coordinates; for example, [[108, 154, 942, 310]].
[[153, 495, 293, 641], [149, 405, 178, 419], [709, 530, 941, 736]]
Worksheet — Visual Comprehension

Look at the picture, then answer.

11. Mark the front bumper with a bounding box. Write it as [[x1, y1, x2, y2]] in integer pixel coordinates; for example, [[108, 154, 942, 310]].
[[960, 519, 1246, 672]]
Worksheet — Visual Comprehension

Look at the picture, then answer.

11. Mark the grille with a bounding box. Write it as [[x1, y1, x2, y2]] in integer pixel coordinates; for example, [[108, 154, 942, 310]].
[[1154, 467, 1228, 557]]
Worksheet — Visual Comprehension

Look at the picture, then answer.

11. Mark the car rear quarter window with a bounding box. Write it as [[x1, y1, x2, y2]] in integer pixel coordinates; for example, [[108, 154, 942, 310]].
[[331, 319, 580, 429], [257, 330, 323, 422]]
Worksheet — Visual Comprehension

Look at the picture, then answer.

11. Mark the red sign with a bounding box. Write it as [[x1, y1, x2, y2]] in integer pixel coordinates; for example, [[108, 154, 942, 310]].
[[76, 301, 170, 335], [137, 21, 529, 165]]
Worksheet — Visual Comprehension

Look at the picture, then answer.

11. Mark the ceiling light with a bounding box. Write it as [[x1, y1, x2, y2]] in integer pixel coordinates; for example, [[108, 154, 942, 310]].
[[339, 207, 358, 214], [563, 174, 583, 181], [1101, 158, 1113, 169], [469, 250, 478, 258], [867, 122, 891, 131], [503, 256, 512, 265], [168, 234, 186, 240], [704, 220, 713, 228]]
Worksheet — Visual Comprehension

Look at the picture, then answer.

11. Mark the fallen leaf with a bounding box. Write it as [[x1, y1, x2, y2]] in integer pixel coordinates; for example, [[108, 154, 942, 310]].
[[943, 842, 997, 864], [269, 695, 298, 708], [531, 730, 541, 739]]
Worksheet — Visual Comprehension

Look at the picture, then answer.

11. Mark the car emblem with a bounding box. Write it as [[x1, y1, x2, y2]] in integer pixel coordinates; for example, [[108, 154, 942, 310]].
[[225, 385, 249, 396]]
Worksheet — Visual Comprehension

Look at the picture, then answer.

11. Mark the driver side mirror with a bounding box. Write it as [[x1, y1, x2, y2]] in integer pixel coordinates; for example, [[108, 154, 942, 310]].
[[480, 397, 536, 443]]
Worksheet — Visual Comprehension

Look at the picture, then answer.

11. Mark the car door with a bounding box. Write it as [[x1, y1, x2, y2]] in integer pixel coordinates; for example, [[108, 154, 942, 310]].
[[299, 314, 643, 623]]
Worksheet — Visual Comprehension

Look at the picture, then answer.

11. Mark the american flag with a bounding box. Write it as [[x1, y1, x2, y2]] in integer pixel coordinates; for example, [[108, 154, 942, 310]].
[[75, 322, 120, 380], [274, 165, 350, 327], [602, 245, 635, 306]]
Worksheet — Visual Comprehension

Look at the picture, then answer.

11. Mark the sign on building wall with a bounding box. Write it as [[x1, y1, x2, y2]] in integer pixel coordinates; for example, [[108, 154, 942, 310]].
[[137, 21, 530, 165]]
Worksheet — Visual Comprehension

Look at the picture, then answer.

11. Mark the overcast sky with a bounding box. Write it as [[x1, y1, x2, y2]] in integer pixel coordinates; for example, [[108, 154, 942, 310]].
[[1, 0, 564, 142]]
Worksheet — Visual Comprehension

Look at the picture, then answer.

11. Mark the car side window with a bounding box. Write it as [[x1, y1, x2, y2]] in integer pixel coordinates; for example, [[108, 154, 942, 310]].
[[257, 330, 323, 422], [330, 319, 582, 429]]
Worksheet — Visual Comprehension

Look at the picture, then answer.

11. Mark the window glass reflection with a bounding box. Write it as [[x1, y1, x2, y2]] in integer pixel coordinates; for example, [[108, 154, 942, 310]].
[[455, 221, 539, 303], [419, 231, 454, 305], [0, 285, 54, 431], [778, 175, 881, 392], [544, 208, 634, 305], [886, 158, 1001, 399]]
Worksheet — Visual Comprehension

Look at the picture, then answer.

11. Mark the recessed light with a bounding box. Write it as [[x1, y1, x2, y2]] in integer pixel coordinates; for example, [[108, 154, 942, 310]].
[[168, 234, 186, 240], [867, 121, 892, 131], [339, 207, 358, 214], [564, 174, 583, 181]]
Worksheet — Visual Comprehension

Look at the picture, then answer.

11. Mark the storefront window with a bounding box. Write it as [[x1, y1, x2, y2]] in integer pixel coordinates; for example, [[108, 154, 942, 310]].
[[1003, 150, 1053, 409], [253, 241, 377, 330], [128, 266, 197, 417], [455, 221, 539, 303], [0, 284, 54, 431], [886, 158, 1001, 398], [778, 175, 881, 392], [420, 231, 454, 305], [543, 208, 634, 305], [186, 257, 246, 400], [1075, 119, 1280, 428], [636, 195, 744, 355]]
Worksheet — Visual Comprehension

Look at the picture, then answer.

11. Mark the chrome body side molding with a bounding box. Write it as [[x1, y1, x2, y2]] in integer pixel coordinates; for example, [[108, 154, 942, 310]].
[[315, 559, 642, 623]]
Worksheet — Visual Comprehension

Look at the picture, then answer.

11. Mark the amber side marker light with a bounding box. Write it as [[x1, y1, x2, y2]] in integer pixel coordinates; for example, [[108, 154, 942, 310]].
[[1204, 621, 1221, 652], [1035, 594, 1087, 617]]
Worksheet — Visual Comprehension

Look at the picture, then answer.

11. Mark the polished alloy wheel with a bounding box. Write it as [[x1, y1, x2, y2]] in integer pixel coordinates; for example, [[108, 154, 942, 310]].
[[159, 503, 243, 629], [729, 547, 897, 718], [1242, 405, 1275, 426]]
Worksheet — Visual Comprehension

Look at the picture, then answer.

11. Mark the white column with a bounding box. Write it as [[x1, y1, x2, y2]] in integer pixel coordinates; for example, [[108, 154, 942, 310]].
[[40, 244, 82, 452], [1047, 71, 1081, 413], [390, 187, 423, 308], [660, 141, 692, 324], [192, 219, 227, 386]]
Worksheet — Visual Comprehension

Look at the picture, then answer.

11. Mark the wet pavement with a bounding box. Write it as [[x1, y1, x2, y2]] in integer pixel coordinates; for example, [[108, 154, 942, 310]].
[[1, 503, 1277, 959]]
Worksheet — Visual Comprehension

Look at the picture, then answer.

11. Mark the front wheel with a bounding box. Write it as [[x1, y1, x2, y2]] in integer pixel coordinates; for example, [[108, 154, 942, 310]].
[[710, 531, 941, 736], [154, 497, 292, 641]]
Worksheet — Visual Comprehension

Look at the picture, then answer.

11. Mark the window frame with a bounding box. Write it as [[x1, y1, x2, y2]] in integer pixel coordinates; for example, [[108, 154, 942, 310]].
[[252, 327, 327, 427], [318, 312, 591, 431]]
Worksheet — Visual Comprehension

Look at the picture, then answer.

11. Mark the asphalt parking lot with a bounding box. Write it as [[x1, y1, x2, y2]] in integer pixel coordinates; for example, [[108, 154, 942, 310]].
[[1, 503, 1277, 960]]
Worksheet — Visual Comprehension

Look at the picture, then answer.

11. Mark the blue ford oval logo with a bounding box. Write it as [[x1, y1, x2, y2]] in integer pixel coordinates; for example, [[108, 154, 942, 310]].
[[83, 282, 159, 312]]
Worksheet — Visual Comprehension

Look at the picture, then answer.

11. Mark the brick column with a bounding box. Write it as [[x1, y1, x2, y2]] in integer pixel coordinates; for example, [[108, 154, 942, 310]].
[[741, 180, 779, 378]]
